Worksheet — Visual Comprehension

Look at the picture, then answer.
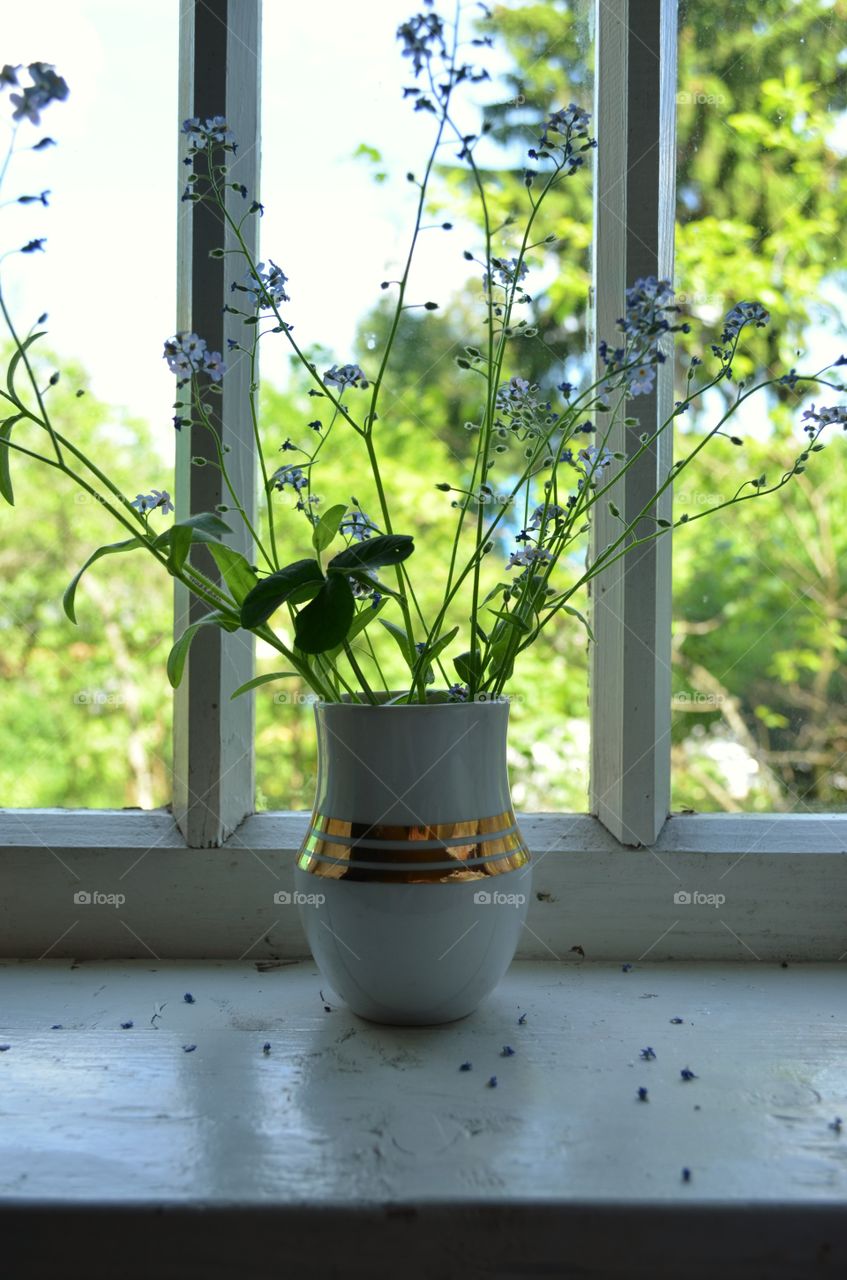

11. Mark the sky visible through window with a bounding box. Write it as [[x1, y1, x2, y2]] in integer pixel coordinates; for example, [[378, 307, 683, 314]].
[[3, 0, 516, 429]]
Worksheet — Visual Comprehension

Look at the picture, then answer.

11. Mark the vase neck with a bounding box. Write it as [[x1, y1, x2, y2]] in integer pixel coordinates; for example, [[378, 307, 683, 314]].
[[312, 702, 512, 826]]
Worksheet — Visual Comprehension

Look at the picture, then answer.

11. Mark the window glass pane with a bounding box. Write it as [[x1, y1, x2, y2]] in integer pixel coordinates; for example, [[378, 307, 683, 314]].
[[255, 0, 593, 811], [1, 2, 176, 807], [672, 0, 847, 813]]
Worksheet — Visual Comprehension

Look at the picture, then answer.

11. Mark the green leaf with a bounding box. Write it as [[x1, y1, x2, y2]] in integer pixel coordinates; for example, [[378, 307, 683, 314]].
[[489, 635, 516, 685], [454, 650, 484, 686], [480, 582, 507, 607], [167, 611, 237, 689], [327, 533, 414, 574], [6, 331, 46, 407], [414, 625, 459, 672], [240, 559, 324, 629], [0, 413, 24, 506], [413, 625, 459, 686], [522, 573, 551, 610], [167, 523, 193, 573], [561, 604, 595, 642], [294, 573, 356, 654], [489, 609, 532, 634], [152, 511, 236, 575], [63, 538, 144, 624], [380, 618, 415, 669], [208, 543, 259, 605], [311, 503, 347, 554], [152, 511, 233, 550], [325, 597, 387, 660], [230, 670, 297, 700]]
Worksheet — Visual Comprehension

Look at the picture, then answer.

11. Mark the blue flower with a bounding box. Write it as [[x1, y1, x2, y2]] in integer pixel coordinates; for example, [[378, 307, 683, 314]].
[[619, 278, 676, 353], [181, 115, 235, 151], [271, 465, 308, 493], [323, 363, 369, 390], [132, 489, 174, 515], [506, 546, 553, 571], [577, 444, 613, 472], [801, 403, 847, 436], [497, 376, 532, 407], [17, 190, 50, 207], [487, 257, 529, 290], [538, 103, 595, 171], [163, 332, 208, 381], [8, 62, 68, 126], [203, 349, 227, 382], [243, 260, 289, 310], [629, 364, 656, 397], [397, 11, 446, 76], [28, 62, 69, 102], [721, 301, 770, 344], [543, 103, 592, 138], [340, 510, 379, 542], [349, 573, 381, 605], [529, 503, 565, 529]]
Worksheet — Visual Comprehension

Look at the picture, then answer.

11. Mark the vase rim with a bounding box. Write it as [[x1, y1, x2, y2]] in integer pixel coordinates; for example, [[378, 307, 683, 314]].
[[316, 691, 512, 710]]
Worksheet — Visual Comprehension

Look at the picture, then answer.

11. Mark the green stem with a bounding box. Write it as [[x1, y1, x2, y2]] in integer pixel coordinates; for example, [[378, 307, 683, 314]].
[[0, 289, 64, 465], [191, 384, 275, 570], [343, 641, 377, 704], [247, 334, 279, 569]]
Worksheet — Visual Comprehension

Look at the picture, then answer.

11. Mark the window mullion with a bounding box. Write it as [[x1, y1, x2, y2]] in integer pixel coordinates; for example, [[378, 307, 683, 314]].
[[173, 0, 262, 847], [589, 0, 676, 845]]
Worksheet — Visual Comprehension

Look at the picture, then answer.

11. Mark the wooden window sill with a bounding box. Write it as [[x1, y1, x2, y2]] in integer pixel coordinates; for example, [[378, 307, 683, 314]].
[[1, 958, 845, 1278]]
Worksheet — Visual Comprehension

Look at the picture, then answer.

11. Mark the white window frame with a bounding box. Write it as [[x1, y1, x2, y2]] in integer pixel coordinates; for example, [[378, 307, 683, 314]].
[[0, 0, 845, 963], [172, 0, 259, 847]]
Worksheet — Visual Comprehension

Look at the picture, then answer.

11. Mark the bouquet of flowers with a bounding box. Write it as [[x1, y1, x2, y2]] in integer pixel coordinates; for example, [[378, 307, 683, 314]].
[[1, 9, 844, 706]]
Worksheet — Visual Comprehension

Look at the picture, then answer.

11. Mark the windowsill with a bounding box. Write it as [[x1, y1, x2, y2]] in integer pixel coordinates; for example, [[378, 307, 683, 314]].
[[1, 810, 846, 961], [1, 958, 846, 1278]]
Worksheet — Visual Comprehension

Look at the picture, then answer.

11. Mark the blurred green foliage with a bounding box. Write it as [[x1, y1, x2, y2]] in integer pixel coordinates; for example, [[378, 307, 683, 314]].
[[2, 0, 845, 814], [0, 362, 172, 808]]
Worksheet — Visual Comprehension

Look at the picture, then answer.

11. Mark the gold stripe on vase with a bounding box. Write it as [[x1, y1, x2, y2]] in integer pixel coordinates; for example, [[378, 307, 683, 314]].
[[297, 808, 531, 883]]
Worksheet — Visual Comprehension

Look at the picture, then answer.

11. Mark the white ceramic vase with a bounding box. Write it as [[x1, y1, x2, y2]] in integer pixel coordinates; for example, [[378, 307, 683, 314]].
[[294, 695, 531, 1025]]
